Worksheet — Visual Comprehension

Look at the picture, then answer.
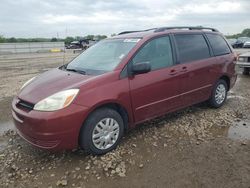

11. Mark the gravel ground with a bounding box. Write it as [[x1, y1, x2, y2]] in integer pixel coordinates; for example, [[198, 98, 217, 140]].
[[0, 51, 250, 188], [0, 51, 77, 99]]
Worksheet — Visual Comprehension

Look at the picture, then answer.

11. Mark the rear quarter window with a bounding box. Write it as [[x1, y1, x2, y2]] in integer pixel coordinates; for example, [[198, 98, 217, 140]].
[[174, 34, 211, 63], [206, 34, 231, 56]]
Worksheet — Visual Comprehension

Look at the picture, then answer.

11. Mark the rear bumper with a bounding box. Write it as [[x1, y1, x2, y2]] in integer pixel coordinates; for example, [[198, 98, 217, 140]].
[[12, 97, 89, 151]]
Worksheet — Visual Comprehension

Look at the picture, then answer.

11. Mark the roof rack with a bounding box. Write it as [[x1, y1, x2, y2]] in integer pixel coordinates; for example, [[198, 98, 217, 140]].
[[118, 28, 156, 35], [154, 26, 219, 32], [118, 26, 219, 36]]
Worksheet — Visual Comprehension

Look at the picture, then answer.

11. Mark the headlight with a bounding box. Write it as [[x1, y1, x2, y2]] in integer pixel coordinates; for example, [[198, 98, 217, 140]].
[[20, 77, 36, 90], [34, 89, 79, 111], [238, 57, 248, 62]]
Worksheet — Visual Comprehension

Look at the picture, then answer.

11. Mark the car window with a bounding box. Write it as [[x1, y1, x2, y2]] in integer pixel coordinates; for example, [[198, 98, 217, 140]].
[[67, 39, 139, 74], [132, 36, 174, 71], [174, 34, 210, 63], [206, 34, 231, 56]]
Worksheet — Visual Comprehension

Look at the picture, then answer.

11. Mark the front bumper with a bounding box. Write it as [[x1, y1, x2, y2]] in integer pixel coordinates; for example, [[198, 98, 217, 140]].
[[237, 62, 250, 68], [12, 97, 89, 151]]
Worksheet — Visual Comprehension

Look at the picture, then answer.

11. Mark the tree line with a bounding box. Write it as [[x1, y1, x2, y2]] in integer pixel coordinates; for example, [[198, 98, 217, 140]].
[[0, 35, 107, 44], [1, 28, 248, 44], [226, 28, 250, 39]]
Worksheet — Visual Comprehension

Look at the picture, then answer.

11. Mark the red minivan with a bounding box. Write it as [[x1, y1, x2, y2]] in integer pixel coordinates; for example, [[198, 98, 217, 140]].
[[12, 27, 237, 155]]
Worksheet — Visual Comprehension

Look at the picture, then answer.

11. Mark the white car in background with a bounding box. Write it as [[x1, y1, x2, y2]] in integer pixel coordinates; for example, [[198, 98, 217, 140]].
[[243, 41, 250, 48], [237, 52, 250, 75]]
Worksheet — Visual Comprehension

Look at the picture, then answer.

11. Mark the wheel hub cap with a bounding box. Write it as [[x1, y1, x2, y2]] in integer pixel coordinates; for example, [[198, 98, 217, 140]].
[[92, 118, 120, 150], [215, 84, 226, 104]]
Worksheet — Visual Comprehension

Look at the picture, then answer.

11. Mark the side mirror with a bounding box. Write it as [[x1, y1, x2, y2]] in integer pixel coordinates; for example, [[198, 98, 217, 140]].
[[132, 61, 151, 75]]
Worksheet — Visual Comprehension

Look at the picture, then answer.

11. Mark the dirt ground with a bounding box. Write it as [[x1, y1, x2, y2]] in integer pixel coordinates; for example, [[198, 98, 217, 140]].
[[0, 50, 250, 188]]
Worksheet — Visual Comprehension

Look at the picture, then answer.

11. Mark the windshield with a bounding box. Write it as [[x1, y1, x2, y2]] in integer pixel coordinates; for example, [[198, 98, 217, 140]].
[[66, 38, 140, 74]]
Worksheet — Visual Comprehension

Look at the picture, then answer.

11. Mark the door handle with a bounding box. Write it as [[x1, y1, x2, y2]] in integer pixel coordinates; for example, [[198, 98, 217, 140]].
[[180, 66, 187, 72], [169, 69, 177, 75]]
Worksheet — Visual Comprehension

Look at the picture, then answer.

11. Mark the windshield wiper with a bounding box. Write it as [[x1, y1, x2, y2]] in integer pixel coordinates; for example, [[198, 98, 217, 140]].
[[66, 68, 86, 75]]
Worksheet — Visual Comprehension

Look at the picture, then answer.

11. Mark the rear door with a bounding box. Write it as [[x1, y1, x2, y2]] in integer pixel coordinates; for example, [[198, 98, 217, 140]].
[[128, 35, 183, 123], [173, 33, 216, 106]]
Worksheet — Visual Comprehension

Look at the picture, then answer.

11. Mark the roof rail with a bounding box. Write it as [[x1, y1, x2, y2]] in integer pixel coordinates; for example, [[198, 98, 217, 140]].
[[154, 26, 219, 32], [118, 28, 156, 35], [118, 26, 219, 35], [118, 31, 141, 35]]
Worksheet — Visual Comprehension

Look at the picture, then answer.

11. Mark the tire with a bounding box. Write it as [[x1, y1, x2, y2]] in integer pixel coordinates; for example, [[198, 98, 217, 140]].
[[209, 79, 228, 108], [243, 68, 250, 75], [79, 108, 124, 155]]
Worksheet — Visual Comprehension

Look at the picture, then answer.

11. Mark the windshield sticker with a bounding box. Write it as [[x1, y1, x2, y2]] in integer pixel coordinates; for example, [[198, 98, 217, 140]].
[[119, 54, 125, 59], [123, 39, 141, 43]]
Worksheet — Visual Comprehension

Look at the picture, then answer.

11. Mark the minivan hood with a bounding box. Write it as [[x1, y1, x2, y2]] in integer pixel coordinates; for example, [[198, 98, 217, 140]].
[[18, 68, 94, 104]]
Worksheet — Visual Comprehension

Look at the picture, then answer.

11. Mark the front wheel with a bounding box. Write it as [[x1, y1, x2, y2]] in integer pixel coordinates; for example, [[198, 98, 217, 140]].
[[209, 79, 228, 108], [79, 108, 124, 155]]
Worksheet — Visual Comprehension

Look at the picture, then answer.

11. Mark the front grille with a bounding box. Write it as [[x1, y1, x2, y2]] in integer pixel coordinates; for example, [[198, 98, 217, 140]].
[[17, 100, 34, 110]]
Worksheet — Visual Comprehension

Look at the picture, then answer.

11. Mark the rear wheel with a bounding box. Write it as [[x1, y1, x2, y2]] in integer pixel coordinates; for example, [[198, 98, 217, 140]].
[[79, 108, 124, 155], [243, 67, 250, 75], [209, 79, 228, 108]]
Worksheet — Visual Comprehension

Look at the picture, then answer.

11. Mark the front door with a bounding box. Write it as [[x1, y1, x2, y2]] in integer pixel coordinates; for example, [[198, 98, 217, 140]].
[[128, 36, 183, 123]]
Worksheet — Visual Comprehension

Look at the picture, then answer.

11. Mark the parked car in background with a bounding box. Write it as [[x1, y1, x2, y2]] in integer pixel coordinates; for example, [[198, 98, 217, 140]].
[[79, 39, 89, 50], [233, 37, 250, 48], [243, 41, 250, 48], [66, 41, 82, 49], [237, 52, 250, 75], [227, 38, 237, 48], [66, 39, 98, 50], [88, 40, 98, 47], [80, 39, 97, 50], [12, 26, 237, 155]]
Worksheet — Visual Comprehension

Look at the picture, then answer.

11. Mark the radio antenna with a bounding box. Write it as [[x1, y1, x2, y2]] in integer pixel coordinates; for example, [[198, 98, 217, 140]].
[[63, 43, 66, 65], [63, 28, 67, 65]]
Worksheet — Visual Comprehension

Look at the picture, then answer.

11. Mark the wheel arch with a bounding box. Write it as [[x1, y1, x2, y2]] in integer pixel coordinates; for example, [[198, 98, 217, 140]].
[[80, 100, 131, 133], [219, 75, 230, 91], [78, 101, 131, 154], [91, 102, 130, 131]]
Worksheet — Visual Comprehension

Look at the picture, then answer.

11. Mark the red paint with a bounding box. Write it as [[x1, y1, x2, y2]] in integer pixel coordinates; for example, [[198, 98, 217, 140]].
[[12, 29, 237, 151]]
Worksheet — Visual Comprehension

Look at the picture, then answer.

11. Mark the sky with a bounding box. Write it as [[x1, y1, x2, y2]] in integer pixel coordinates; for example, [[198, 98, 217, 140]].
[[0, 0, 249, 38]]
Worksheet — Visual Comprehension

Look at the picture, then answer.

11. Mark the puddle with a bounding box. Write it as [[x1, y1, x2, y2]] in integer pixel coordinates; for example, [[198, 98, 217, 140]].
[[228, 121, 250, 140], [210, 120, 250, 141], [0, 121, 14, 152], [0, 96, 13, 122], [0, 120, 14, 136]]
